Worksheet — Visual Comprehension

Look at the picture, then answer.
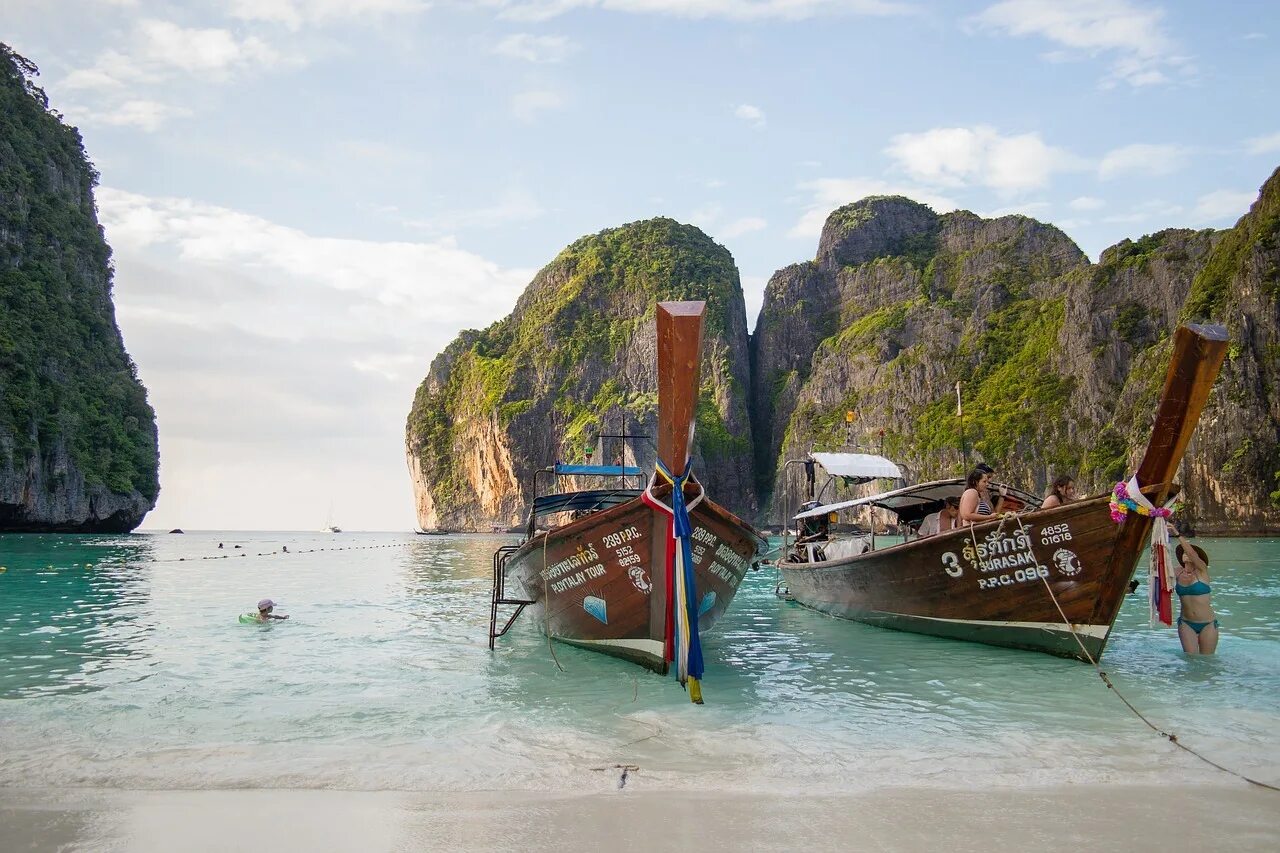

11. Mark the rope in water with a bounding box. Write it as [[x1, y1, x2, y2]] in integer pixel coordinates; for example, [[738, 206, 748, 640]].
[[978, 512, 1280, 793], [541, 529, 565, 673]]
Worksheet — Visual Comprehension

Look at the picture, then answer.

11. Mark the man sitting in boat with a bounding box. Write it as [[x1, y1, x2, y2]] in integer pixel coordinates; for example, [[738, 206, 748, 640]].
[[918, 496, 961, 537]]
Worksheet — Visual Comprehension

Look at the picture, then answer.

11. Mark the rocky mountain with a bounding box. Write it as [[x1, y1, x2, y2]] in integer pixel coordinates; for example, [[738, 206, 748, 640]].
[[0, 46, 158, 532], [751, 169, 1280, 534], [406, 218, 756, 531]]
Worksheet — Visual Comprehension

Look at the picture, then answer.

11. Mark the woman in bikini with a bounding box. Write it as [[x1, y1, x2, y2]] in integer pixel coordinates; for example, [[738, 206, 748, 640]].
[[1169, 525, 1218, 654], [958, 467, 1006, 525], [1040, 475, 1076, 509]]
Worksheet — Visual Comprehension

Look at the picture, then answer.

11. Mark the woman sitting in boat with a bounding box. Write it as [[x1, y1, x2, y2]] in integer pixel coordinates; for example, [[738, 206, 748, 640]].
[[958, 467, 1005, 525], [1040, 475, 1077, 509], [1169, 525, 1219, 655]]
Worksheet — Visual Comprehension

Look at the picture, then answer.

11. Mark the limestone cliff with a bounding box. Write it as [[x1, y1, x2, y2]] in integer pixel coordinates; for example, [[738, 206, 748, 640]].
[[751, 174, 1280, 534], [406, 218, 756, 531], [0, 46, 158, 532]]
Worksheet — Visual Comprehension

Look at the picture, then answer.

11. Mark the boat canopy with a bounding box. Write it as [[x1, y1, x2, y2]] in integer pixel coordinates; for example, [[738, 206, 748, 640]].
[[811, 452, 902, 484], [551, 463, 644, 477], [530, 489, 642, 519], [794, 478, 1042, 525]]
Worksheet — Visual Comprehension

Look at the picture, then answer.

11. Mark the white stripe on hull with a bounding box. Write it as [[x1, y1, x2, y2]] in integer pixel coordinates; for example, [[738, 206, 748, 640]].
[[905, 615, 1110, 640], [559, 637, 665, 657]]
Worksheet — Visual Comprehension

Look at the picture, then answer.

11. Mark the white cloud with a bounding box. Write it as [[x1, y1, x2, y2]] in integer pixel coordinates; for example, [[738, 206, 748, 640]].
[[1101, 199, 1183, 224], [1245, 131, 1280, 155], [406, 190, 547, 231], [982, 200, 1051, 219], [970, 0, 1191, 88], [719, 217, 768, 239], [510, 89, 566, 121], [488, 0, 913, 23], [1097, 143, 1188, 179], [97, 188, 532, 529], [885, 126, 1086, 193], [61, 49, 158, 92], [788, 177, 958, 240], [228, 0, 430, 30], [741, 273, 767, 333], [58, 19, 301, 127], [734, 103, 766, 128], [493, 33, 577, 63], [1069, 195, 1105, 211], [63, 99, 193, 132], [136, 19, 283, 76], [1191, 190, 1255, 225]]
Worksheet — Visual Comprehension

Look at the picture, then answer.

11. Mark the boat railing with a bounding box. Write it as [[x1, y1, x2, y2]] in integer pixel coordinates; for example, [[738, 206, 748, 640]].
[[488, 544, 534, 649]]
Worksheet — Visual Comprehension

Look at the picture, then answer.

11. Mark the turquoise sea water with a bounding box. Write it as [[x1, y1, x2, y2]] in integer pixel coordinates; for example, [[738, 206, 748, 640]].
[[1, 532, 1278, 793]]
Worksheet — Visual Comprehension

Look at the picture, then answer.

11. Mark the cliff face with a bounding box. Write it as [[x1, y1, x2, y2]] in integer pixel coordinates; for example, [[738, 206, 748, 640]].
[[750, 176, 1280, 533], [406, 218, 756, 531], [1166, 168, 1280, 532], [0, 46, 158, 532]]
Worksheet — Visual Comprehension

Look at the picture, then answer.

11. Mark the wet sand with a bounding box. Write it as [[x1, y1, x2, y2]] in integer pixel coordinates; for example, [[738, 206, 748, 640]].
[[3, 783, 1277, 852]]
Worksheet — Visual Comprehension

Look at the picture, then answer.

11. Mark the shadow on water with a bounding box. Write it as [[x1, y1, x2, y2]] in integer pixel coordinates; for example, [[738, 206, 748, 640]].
[[0, 534, 156, 698]]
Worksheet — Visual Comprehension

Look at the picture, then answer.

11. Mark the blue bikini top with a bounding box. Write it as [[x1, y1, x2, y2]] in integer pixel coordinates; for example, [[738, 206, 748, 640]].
[[1175, 579, 1211, 596]]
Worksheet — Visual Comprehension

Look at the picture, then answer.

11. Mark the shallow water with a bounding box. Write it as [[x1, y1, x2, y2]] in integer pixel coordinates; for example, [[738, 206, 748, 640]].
[[1, 531, 1277, 793]]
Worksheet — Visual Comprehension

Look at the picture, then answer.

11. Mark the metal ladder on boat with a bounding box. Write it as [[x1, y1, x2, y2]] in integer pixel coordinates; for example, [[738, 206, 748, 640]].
[[489, 544, 535, 649]]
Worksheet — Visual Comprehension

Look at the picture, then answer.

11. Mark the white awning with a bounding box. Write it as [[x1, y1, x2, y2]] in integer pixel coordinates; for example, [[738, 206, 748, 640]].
[[794, 479, 1043, 521], [811, 452, 902, 481]]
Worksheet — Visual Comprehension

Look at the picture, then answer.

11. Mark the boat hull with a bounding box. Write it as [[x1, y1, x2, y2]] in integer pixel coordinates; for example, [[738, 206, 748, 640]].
[[778, 495, 1140, 661], [505, 490, 761, 672]]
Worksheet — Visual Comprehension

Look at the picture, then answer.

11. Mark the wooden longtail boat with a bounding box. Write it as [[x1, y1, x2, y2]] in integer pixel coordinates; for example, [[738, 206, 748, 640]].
[[489, 301, 766, 686], [776, 323, 1229, 661]]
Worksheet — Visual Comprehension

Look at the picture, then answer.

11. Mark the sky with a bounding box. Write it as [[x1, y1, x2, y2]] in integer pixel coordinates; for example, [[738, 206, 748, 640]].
[[4, 0, 1279, 531]]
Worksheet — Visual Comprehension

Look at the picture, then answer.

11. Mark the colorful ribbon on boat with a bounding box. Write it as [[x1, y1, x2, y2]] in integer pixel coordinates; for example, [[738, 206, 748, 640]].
[[642, 460, 707, 704], [1108, 479, 1180, 523], [1110, 475, 1181, 626]]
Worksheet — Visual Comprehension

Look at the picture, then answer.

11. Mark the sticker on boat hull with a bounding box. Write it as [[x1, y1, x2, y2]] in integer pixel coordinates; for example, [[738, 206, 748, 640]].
[[583, 595, 608, 624], [628, 566, 652, 593], [1052, 548, 1083, 576], [698, 590, 717, 616]]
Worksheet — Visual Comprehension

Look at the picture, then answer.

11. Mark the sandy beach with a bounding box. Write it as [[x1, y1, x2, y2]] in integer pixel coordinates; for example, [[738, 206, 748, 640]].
[[3, 783, 1278, 852]]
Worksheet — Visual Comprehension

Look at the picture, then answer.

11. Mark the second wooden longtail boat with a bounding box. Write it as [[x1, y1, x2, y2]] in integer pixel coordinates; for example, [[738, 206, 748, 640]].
[[775, 323, 1229, 661], [489, 300, 766, 700]]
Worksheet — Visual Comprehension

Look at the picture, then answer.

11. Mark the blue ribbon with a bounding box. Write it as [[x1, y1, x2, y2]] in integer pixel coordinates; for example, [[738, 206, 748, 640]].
[[656, 459, 704, 682]]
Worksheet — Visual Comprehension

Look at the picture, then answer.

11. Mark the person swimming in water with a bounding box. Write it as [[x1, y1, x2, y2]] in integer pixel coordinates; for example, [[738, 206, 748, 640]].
[[1169, 525, 1217, 654], [253, 599, 289, 623]]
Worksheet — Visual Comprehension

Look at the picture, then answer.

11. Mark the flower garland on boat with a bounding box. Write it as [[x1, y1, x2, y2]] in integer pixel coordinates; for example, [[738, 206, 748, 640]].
[[1109, 480, 1181, 523]]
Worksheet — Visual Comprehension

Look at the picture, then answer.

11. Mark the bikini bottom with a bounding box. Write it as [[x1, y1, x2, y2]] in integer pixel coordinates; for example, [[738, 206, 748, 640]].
[[1177, 616, 1219, 634]]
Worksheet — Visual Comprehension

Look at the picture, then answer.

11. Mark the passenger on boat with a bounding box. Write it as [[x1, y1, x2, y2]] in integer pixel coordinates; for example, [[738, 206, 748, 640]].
[[1169, 526, 1218, 654], [1040, 475, 1077, 509], [918, 496, 961, 537], [958, 468, 1006, 525]]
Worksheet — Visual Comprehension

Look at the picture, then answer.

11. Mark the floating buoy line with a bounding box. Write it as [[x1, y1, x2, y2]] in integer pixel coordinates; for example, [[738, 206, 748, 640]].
[[0, 541, 416, 574]]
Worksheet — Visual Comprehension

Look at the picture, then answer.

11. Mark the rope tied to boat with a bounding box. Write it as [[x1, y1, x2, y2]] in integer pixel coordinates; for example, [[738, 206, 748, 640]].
[[1110, 475, 1182, 626], [989, 511, 1280, 794], [642, 459, 707, 704]]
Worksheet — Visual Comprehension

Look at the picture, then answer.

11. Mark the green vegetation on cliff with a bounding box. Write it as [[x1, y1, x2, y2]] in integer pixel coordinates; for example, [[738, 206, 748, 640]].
[[406, 218, 750, 525], [0, 46, 158, 500], [1183, 168, 1280, 320]]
